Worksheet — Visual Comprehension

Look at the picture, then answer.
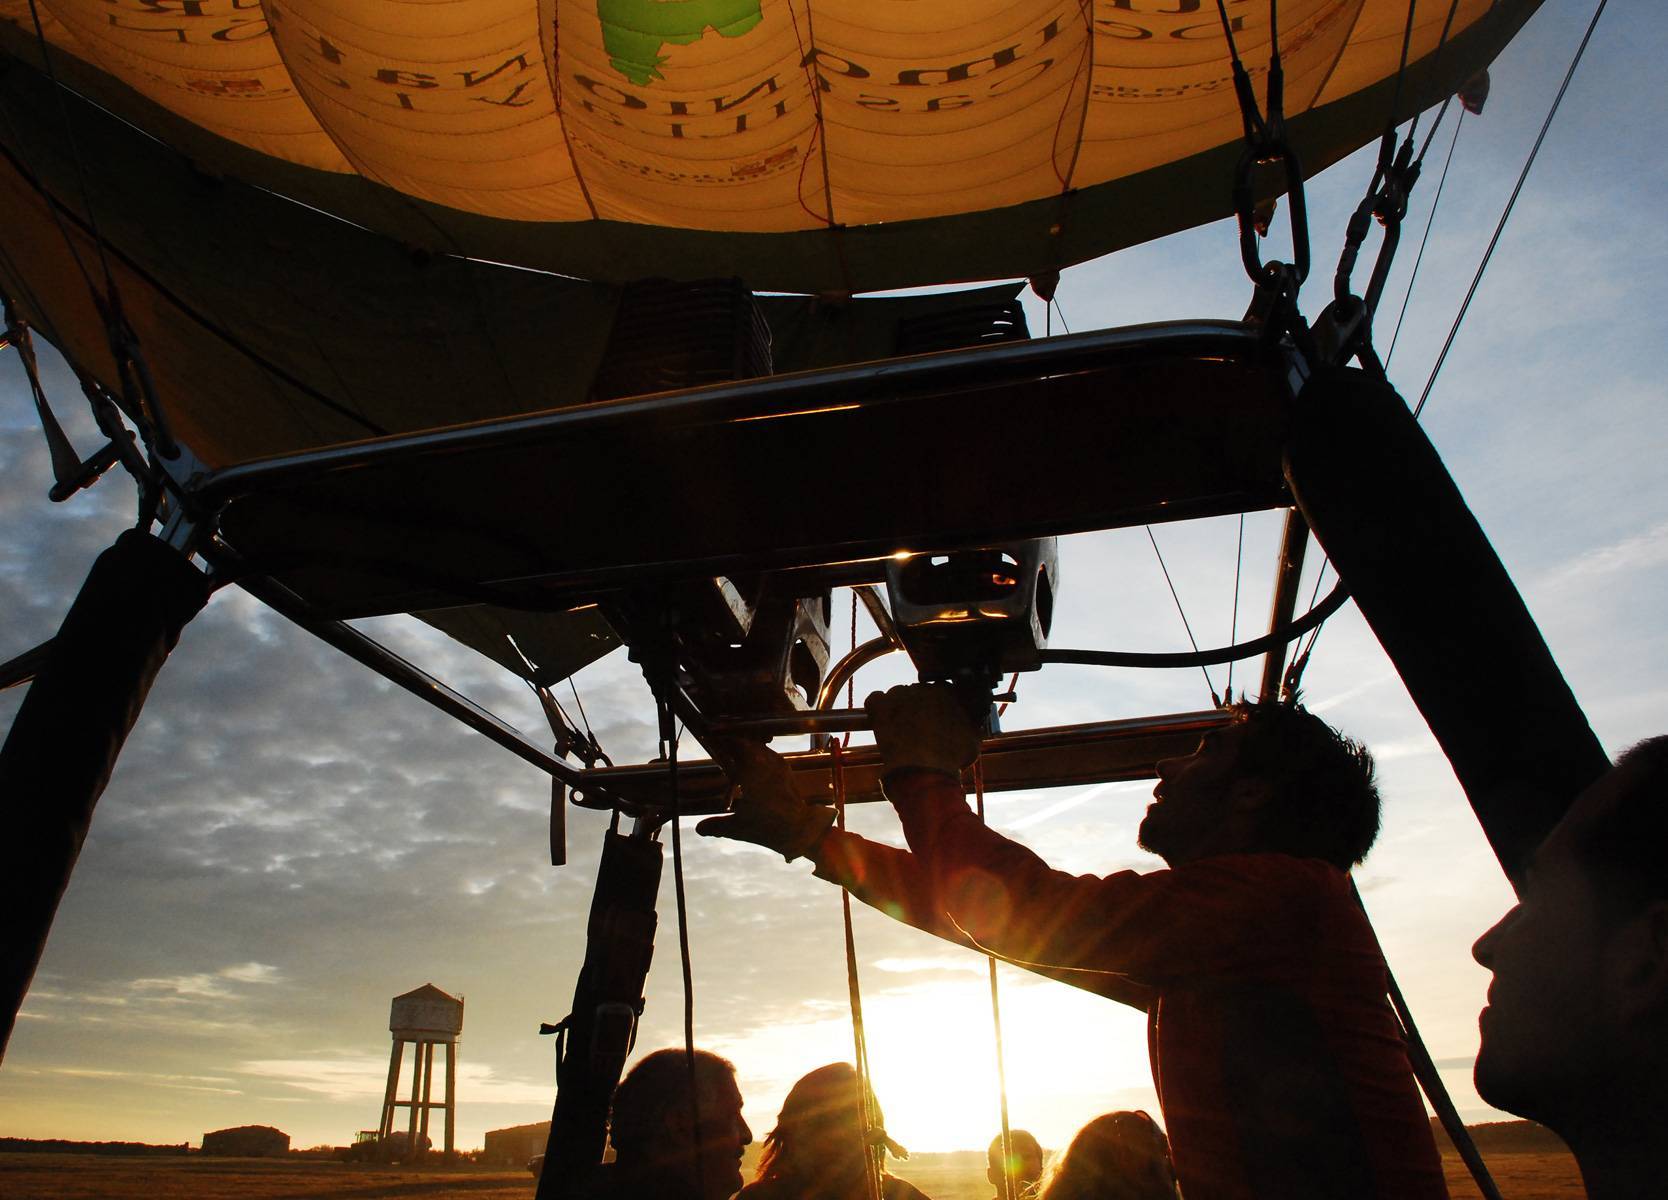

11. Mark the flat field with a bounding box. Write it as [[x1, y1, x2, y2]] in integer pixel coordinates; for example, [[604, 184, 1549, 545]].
[[0, 1149, 1584, 1199]]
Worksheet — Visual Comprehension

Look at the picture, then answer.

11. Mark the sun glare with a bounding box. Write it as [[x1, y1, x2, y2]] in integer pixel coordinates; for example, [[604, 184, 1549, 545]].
[[712, 965, 1158, 1153]]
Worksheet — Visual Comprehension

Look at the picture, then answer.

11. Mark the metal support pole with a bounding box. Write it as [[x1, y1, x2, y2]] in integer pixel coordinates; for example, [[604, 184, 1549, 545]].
[[236, 574, 620, 802], [707, 707, 872, 738], [575, 710, 1230, 816], [0, 639, 54, 693], [1258, 509, 1309, 701]]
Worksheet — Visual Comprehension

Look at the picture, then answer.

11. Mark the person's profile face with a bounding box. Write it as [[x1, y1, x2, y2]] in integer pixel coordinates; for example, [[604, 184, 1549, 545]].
[[667, 1072, 752, 1200], [1139, 725, 1246, 862], [1471, 770, 1623, 1123], [700, 1076, 752, 1199]]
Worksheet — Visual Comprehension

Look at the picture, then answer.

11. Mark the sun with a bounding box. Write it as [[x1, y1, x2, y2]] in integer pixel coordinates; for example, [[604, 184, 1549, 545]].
[[714, 960, 1159, 1155]]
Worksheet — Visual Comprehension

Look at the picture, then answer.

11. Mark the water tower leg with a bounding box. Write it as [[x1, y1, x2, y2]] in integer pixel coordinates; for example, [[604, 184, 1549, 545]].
[[419, 1042, 435, 1148], [444, 1041, 456, 1155], [380, 1039, 404, 1138], [407, 1038, 424, 1152]]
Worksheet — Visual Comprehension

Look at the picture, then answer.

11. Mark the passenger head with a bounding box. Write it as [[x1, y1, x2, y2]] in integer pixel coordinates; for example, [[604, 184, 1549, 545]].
[[755, 1062, 900, 1191], [987, 1129, 1044, 1197], [1472, 738, 1668, 1147], [1039, 1111, 1177, 1200], [610, 1047, 751, 1200], [1141, 701, 1380, 869]]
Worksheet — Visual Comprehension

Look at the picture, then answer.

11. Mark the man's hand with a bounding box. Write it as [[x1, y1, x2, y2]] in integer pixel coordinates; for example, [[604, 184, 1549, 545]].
[[863, 683, 981, 781], [695, 739, 835, 862]]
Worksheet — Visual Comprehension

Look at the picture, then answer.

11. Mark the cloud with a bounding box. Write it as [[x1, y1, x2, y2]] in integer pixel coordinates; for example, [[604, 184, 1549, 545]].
[[222, 962, 281, 984], [238, 1056, 389, 1100], [238, 1055, 552, 1107], [869, 956, 987, 976], [129, 963, 282, 1001], [1536, 520, 1668, 595]]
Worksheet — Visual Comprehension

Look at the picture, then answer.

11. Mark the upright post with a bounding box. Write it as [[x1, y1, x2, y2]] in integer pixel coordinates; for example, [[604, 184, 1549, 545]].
[[379, 1039, 404, 1137], [419, 1043, 435, 1147], [1285, 364, 1610, 879], [444, 1041, 457, 1155], [536, 831, 664, 1200], [0, 530, 210, 1059], [407, 1040, 424, 1150]]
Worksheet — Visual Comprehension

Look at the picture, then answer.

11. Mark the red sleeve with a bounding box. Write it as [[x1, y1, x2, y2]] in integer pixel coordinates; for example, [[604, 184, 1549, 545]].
[[885, 770, 1319, 985], [811, 806, 1154, 1010], [811, 828, 949, 936]]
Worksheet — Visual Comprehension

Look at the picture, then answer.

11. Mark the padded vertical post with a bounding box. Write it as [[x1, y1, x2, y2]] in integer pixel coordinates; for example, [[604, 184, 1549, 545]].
[[537, 831, 663, 1200], [0, 530, 210, 1058], [1284, 365, 1609, 883]]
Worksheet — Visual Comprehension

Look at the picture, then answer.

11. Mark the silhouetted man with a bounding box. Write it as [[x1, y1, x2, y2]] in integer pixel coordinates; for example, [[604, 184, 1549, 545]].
[[1472, 736, 1668, 1200], [987, 1129, 1044, 1199], [701, 684, 1447, 1200], [577, 1047, 752, 1200]]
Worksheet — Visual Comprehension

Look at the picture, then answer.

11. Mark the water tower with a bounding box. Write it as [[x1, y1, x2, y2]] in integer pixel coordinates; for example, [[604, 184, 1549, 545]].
[[376, 983, 463, 1157]]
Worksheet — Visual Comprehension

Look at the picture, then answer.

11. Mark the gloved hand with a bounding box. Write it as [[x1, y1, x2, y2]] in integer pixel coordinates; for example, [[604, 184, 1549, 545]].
[[696, 739, 835, 862], [863, 683, 981, 781]]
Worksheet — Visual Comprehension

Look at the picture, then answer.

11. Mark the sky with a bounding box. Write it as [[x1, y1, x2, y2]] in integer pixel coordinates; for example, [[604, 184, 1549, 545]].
[[2, 0, 1666, 1161]]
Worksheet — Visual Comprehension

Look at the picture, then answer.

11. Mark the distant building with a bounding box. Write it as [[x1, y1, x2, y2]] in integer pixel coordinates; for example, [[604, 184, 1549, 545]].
[[201, 1125, 290, 1157], [483, 1120, 548, 1166]]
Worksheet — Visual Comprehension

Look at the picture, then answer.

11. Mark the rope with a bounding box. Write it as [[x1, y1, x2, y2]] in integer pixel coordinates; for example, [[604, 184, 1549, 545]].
[[4, 310, 82, 489], [843, 589, 859, 748], [975, 761, 1017, 1200], [1352, 882, 1505, 1200], [661, 701, 706, 1200], [1146, 527, 1219, 703], [831, 742, 884, 1200], [1414, 0, 1610, 419], [1226, 514, 1245, 700]]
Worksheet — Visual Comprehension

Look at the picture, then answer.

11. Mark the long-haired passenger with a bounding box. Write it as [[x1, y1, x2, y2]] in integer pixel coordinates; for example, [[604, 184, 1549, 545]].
[[1038, 1111, 1178, 1200], [738, 1062, 930, 1200]]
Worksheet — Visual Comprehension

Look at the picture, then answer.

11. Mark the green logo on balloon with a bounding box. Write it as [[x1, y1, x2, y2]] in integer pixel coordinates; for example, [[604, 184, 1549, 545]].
[[599, 0, 765, 86]]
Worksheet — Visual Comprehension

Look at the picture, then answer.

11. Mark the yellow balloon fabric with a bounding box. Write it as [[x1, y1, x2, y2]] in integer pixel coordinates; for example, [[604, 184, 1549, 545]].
[[0, 0, 1529, 287]]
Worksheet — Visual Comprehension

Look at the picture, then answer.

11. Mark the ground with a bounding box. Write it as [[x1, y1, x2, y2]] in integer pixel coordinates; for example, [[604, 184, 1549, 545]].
[[0, 1148, 1585, 1198]]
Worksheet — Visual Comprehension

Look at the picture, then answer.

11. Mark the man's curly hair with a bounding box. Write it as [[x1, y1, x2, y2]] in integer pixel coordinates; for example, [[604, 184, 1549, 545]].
[[1229, 698, 1382, 869]]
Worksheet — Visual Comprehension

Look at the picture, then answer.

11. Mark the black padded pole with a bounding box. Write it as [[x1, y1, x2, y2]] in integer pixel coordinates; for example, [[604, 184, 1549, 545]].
[[1285, 365, 1610, 884], [536, 830, 664, 1200], [0, 530, 210, 1058]]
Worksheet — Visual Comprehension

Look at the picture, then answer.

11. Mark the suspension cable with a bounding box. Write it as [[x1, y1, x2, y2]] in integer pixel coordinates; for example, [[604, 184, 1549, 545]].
[[831, 742, 885, 1200], [1146, 527, 1219, 703], [1386, 110, 1466, 371], [975, 760, 1017, 1200], [1226, 514, 1245, 700], [1415, 0, 1610, 419], [23, 0, 116, 304], [843, 589, 859, 748], [660, 699, 706, 1200], [25, 0, 176, 461]]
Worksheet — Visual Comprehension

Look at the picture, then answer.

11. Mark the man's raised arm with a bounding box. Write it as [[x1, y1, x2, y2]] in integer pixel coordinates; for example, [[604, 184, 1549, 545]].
[[696, 710, 1154, 1009]]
